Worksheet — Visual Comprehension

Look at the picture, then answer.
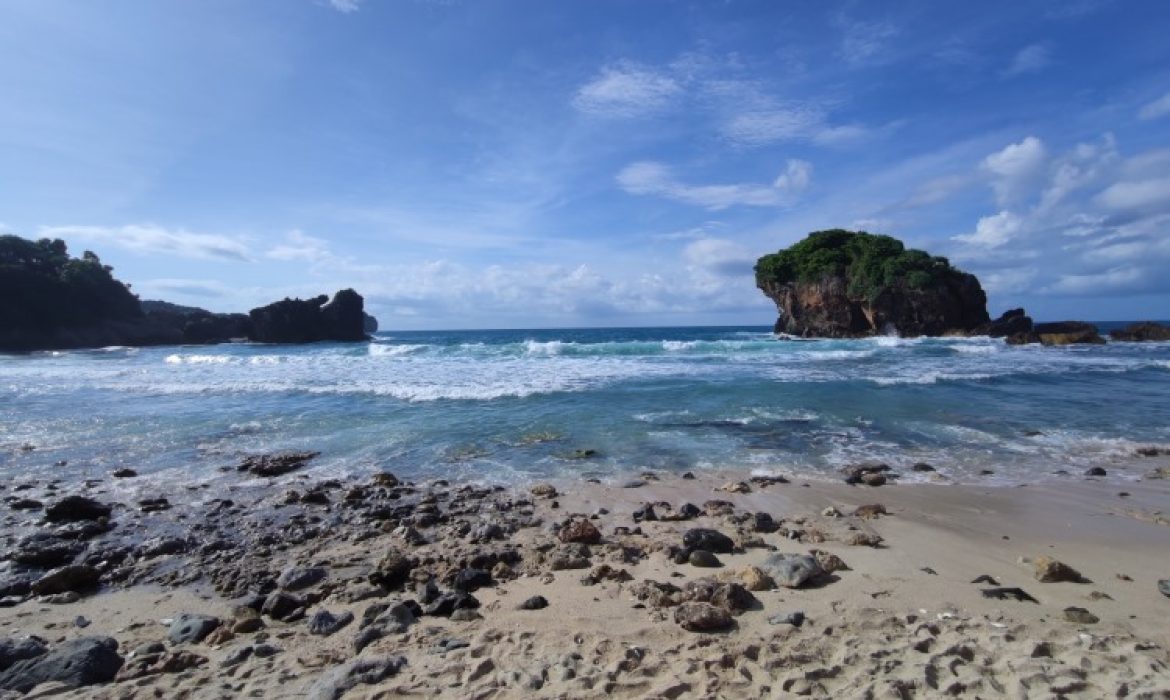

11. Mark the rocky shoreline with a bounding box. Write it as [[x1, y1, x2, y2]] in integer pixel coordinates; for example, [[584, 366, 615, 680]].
[[2, 452, 1170, 697]]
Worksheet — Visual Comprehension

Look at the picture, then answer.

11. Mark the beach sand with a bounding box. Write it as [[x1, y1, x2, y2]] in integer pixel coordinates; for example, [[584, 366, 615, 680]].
[[2, 468, 1169, 698]]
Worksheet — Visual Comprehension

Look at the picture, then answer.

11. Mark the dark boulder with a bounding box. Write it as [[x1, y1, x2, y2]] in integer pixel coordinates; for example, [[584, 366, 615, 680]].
[[682, 529, 735, 554], [168, 614, 220, 645], [238, 452, 319, 478], [44, 496, 112, 523], [0, 637, 123, 693], [982, 308, 1033, 337], [248, 289, 369, 343], [1110, 322, 1170, 342], [31, 565, 101, 596]]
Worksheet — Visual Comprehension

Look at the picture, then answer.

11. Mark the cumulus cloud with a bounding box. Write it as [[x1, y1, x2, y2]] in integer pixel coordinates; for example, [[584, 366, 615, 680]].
[[39, 224, 251, 262], [954, 211, 1022, 248], [1138, 91, 1170, 120], [952, 135, 1170, 303], [981, 136, 1047, 205], [571, 64, 682, 117], [1005, 43, 1052, 76], [617, 159, 811, 210]]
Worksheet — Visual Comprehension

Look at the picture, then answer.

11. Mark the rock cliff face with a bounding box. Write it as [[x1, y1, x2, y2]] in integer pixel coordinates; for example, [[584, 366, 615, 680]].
[[141, 301, 252, 345], [248, 289, 370, 343], [755, 230, 989, 338]]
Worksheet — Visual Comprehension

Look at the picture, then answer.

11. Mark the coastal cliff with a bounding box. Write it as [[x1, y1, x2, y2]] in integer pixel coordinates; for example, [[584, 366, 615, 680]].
[[755, 230, 989, 337], [0, 234, 376, 351]]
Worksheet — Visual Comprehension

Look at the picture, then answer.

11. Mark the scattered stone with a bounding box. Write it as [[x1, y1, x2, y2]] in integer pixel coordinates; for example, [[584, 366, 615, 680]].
[[1063, 607, 1099, 624], [674, 603, 733, 632], [768, 611, 805, 627], [843, 531, 883, 547], [971, 574, 999, 585], [371, 550, 414, 589], [1084, 467, 1106, 477], [221, 645, 253, 667], [1033, 556, 1086, 583], [761, 554, 824, 589], [981, 587, 1039, 603], [854, 504, 887, 519], [261, 592, 305, 621], [632, 503, 657, 523], [31, 565, 100, 596], [519, 595, 549, 610], [278, 566, 327, 591], [1158, 580, 1170, 598], [111, 469, 137, 478], [307, 610, 354, 637], [422, 592, 479, 617], [238, 452, 319, 477], [621, 479, 646, 489], [44, 496, 111, 523], [821, 506, 840, 518], [11, 535, 84, 568], [168, 614, 220, 645], [737, 566, 774, 591], [450, 608, 482, 622], [688, 550, 722, 568], [911, 463, 935, 472], [810, 550, 849, 573], [682, 528, 735, 554], [0, 637, 123, 694], [718, 481, 751, 494], [308, 656, 407, 700], [530, 483, 557, 499], [8, 499, 42, 511], [0, 638, 47, 670], [559, 518, 601, 545], [41, 592, 81, 605], [137, 497, 170, 513]]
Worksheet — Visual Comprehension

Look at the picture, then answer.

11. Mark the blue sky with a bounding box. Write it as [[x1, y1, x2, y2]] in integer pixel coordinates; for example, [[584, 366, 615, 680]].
[[2, 0, 1169, 329]]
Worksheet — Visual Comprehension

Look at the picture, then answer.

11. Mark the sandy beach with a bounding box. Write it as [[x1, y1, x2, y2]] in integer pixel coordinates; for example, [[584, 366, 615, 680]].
[[3, 459, 1170, 699]]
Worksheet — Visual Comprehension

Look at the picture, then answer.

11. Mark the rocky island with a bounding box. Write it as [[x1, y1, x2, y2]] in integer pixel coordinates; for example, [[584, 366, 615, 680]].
[[754, 230, 990, 338], [0, 235, 377, 351]]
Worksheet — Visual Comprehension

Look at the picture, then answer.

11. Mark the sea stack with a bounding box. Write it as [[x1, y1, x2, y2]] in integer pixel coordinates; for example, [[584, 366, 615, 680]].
[[754, 230, 990, 338]]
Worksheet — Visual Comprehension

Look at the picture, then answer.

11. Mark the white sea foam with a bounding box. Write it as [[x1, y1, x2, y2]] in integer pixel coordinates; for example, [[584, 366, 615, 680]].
[[368, 343, 429, 357]]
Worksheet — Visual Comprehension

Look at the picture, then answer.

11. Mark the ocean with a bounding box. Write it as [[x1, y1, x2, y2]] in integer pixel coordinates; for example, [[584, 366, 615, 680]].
[[2, 325, 1169, 492]]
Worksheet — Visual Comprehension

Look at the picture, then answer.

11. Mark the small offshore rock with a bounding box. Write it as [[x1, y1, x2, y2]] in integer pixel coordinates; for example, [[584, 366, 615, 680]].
[[674, 603, 733, 632], [530, 483, 557, 499], [519, 595, 549, 610], [111, 468, 138, 478]]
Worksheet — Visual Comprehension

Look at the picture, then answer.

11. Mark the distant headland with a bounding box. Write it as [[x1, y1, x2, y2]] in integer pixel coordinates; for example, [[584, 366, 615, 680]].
[[755, 229, 1167, 345], [0, 234, 377, 352]]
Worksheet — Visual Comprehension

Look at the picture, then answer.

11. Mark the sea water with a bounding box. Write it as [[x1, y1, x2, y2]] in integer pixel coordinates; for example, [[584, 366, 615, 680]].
[[2, 325, 1169, 491]]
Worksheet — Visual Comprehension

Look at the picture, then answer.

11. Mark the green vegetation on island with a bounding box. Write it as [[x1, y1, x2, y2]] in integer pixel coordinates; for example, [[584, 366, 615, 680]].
[[754, 229, 965, 302]]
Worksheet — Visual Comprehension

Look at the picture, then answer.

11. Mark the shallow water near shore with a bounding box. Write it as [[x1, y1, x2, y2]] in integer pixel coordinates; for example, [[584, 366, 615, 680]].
[[2, 325, 1169, 491]]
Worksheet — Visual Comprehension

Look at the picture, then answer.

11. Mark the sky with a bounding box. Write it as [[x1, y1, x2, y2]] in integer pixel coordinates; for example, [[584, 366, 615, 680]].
[[2, 0, 1169, 329]]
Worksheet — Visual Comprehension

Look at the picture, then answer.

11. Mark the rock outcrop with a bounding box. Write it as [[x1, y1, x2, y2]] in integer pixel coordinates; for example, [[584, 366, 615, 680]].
[[1006, 321, 1105, 346], [248, 289, 370, 343], [755, 230, 989, 337], [1109, 321, 1170, 342], [0, 232, 375, 351]]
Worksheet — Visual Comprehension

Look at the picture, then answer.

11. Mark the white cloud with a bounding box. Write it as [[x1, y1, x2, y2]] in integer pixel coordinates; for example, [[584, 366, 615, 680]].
[[572, 64, 681, 117], [1005, 44, 1052, 77], [682, 238, 753, 277], [617, 159, 811, 210], [1046, 266, 1146, 295], [1138, 91, 1170, 120], [981, 136, 1047, 204], [327, 0, 362, 13], [838, 16, 899, 66], [722, 107, 823, 145], [904, 174, 972, 207], [1095, 177, 1170, 213], [954, 211, 1022, 248], [39, 224, 252, 262], [980, 267, 1039, 295], [266, 230, 331, 261]]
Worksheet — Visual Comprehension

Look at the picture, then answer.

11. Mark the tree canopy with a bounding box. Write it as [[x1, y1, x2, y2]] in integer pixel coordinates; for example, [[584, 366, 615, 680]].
[[0, 234, 142, 331], [754, 229, 967, 301]]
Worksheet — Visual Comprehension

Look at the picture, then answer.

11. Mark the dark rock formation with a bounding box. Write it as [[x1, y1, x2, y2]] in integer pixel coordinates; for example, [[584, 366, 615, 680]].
[[363, 313, 379, 334], [141, 300, 252, 344], [0, 637, 123, 693], [1109, 321, 1170, 342], [981, 308, 1034, 337], [755, 230, 989, 337], [1006, 321, 1105, 346], [248, 289, 370, 343]]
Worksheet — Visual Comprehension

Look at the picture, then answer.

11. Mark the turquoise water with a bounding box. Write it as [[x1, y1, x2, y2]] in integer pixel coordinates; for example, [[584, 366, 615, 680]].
[[2, 325, 1169, 490]]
